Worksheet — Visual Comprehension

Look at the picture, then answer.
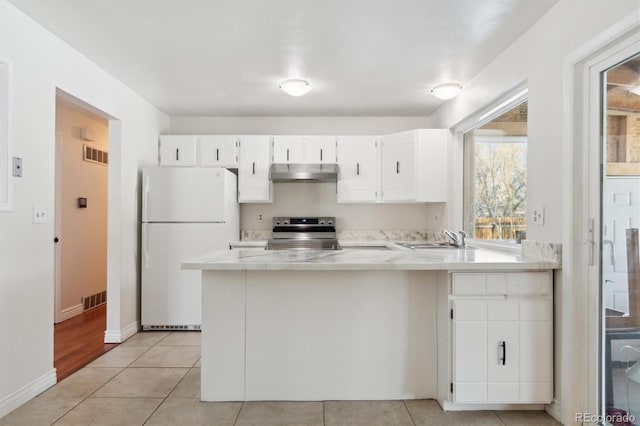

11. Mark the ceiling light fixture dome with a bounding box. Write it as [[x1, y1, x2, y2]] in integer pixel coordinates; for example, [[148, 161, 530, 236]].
[[279, 79, 311, 97], [430, 83, 463, 100]]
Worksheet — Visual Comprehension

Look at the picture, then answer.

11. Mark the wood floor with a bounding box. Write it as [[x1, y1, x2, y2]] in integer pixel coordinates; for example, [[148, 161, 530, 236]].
[[54, 304, 117, 381]]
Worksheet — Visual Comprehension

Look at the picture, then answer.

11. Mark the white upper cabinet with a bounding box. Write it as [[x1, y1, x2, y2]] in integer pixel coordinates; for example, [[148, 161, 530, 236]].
[[238, 135, 272, 203], [272, 136, 304, 163], [380, 129, 447, 202], [159, 135, 198, 166], [304, 136, 337, 164], [198, 135, 238, 168], [336, 136, 379, 203], [273, 136, 337, 164]]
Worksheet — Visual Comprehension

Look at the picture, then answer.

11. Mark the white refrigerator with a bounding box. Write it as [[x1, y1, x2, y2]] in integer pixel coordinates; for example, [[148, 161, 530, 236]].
[[141, 167, 239, 330]]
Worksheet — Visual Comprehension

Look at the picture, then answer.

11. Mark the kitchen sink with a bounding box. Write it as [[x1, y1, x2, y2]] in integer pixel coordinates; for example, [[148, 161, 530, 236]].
[[395, 242, 477, 250]]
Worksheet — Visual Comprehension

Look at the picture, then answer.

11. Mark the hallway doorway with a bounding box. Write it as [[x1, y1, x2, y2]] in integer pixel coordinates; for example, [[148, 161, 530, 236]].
[[54, 95, 110, 380]]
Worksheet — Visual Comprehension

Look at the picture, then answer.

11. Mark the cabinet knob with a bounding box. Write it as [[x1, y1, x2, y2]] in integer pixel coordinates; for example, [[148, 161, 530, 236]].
[[176, 148, 180, 161], [499, 341, 506, 365], [356, 163, 360, 175], [252, 162, 256, 175], [396, 161, 400, 174], [54, 237, 59, 243]]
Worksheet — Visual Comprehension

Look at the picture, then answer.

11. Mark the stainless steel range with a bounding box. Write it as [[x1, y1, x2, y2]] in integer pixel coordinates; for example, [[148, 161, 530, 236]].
[[266, 216, 340, 250]]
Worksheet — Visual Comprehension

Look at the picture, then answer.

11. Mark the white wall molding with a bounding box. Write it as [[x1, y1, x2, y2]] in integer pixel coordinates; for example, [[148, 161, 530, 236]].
[[0, 369, 56, 418], [58, 303, 84, 322], [104, 320, 139, 343]]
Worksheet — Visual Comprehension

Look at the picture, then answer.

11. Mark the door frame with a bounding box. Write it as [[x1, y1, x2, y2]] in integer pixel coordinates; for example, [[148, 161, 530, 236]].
[[54, 132, 62, 323], [564, 15, 640, 422]]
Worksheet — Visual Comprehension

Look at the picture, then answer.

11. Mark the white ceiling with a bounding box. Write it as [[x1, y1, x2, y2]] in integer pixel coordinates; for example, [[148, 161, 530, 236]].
[[8, 0, 558, 117]]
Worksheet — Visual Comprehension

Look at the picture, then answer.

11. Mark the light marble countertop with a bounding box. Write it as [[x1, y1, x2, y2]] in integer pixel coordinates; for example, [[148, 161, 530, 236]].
[[183, 242, 560, 271]]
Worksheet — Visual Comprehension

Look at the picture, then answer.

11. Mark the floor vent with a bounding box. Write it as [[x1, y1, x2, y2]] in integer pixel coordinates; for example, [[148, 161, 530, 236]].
[[83, 144, 109, 166], [143, 324, 201, 331], [83, 290, 107, 311]]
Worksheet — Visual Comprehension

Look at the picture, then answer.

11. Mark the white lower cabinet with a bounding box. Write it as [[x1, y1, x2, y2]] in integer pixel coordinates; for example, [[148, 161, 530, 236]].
[[451, 272, 553, 404]]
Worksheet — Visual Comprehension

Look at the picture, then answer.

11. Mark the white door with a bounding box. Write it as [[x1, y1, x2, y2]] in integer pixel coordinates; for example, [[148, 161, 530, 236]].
[[143, 167, 226, 222], [337, 136, 378, 203], [199, 135, 238, 167], [304, 136, 336, 163], [238, 135, 272, 202], [159, 135, 197, 166], [602, 177, 639, 311], [273, 136, 303, 163], [141, 223, 226, 327], [381, 132, 416, 202]]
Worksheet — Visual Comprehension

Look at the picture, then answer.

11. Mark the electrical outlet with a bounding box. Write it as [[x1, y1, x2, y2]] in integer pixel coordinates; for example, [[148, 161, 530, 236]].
[[33, 206, 48, 224], [531, 206, 545, 226], [258, 213, 264, 223]]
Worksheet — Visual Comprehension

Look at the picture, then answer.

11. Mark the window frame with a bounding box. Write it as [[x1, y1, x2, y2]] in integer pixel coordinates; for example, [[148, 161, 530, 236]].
[[454, 85, 528, 249]]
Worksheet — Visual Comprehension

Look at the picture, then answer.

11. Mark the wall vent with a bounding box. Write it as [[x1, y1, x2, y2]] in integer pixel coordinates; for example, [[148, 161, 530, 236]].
[[143, 324, 201, 331], [83, 290, 107, 311], [83, 144, 108, 166]]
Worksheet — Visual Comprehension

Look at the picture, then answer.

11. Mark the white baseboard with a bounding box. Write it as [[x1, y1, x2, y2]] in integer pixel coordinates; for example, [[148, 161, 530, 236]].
[[439, 399, 544, 411], [104, 320, 139, 343], [58, 304, 84, 322], [545, 399, 562, 423], [0, 369, 57, 419]]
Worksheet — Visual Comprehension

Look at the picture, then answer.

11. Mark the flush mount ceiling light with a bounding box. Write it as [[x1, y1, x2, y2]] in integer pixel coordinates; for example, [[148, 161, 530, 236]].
[[279, 79, 311, 97], [430, 83, 463, 100]]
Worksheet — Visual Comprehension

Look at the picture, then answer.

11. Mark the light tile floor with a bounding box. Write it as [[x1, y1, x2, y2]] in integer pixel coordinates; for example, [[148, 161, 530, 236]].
[[0, 331, 561, 426]]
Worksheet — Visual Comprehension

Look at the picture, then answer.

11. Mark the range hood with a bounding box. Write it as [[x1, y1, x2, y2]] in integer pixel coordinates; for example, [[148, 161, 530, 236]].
[[269, 163, 339, 182]]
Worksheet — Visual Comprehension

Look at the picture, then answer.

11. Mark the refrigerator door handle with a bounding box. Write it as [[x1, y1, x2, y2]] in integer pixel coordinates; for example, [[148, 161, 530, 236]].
[[142, 223, 149, 269], [143, 175, 150, 222]]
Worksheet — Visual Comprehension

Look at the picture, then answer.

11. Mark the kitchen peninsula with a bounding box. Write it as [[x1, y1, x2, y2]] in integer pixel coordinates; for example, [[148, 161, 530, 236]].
[[183, 245, 559, 408]]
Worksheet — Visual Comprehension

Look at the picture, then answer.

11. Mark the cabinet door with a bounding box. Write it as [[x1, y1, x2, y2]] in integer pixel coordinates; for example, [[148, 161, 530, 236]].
[[159, 135, 197, 166], [453, 300, 487, 403], [273, 136, 304, 163], [518, 300, 553, 402], [304, 136, 336, 163], [238, 135, 271, 203], [199, 135, 238, 167], [381, 131, 416, 202], [487, 320, 520, 402], [336, 136, 378, 203]]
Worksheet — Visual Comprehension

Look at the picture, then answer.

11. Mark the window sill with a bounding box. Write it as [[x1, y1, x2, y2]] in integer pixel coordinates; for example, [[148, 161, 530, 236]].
[[468, 239, 521, 254]]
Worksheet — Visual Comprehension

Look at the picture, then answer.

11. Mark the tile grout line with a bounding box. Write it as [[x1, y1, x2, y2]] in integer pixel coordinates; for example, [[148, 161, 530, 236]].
[[323, 400, 326, 426], [46, 337, 151, 425], [492, 410, 507, 426], [141, 332, 193, 425], [402, 400, 417, 426], [233, 401, 244, 426]]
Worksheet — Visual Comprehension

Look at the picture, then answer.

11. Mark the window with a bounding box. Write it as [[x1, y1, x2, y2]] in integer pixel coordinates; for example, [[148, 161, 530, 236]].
[[463, 99, 528, 243]]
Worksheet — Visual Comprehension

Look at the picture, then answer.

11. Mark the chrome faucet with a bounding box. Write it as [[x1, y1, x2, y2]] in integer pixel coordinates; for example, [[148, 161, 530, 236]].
[[443, 230, 467, 248]]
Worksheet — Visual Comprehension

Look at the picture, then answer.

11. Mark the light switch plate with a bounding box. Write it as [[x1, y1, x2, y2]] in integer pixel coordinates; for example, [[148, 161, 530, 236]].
[[33, 206, 47, 224], [531, 205, 545, 226], [12, 157, 22, 177]]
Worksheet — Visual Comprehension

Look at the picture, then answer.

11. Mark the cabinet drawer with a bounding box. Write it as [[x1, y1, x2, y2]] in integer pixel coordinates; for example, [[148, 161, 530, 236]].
[[452, 272, 551, 296], [452, 273, 486, 294]]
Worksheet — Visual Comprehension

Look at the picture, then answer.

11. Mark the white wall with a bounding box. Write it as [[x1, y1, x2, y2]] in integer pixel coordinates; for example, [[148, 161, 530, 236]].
[[242, 183, 444, 232], [170, 116, 443, 233], [55, 98, 108, 316], [0, 0, 168, 416], [428, 1, 640, 424]]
